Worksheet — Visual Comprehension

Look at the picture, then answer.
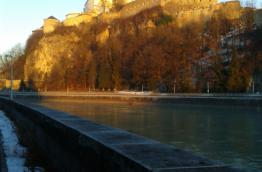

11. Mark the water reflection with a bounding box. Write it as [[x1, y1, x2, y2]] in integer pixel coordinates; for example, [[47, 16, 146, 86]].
[[34, 100, 261, 172]]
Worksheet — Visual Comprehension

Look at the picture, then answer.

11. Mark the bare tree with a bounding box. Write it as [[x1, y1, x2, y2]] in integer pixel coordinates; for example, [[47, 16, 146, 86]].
[[0, 44, 24, 78]]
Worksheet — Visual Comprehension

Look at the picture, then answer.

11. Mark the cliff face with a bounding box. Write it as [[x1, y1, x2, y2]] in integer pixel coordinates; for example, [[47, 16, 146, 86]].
[[23, 8, 162, 88], [24, 30, 82, 82]]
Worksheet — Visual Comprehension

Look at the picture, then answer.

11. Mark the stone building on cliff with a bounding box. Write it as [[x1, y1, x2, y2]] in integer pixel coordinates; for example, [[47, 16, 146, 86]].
[[84, 0, 218, 15], [41, 0, 242, 34], [84, 0, 135, 14], [43, 16, 60, 33]]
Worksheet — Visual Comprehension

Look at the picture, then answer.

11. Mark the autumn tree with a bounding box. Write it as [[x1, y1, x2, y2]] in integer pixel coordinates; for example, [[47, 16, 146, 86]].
[[97, 52, 112, 90], [88, 58, 97, 90], [226, 48, 251, 92]]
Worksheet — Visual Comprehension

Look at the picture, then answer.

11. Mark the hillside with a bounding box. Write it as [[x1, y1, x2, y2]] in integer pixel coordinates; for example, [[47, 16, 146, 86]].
[[21, 4, 261, 93]]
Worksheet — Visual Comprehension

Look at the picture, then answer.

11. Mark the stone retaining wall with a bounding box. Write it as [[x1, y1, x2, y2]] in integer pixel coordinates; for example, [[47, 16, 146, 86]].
[[0, 132, 7, 172], [0, 97, 244, 171]]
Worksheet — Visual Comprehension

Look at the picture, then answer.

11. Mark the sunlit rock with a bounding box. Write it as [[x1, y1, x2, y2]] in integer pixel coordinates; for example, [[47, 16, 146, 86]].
[[43, 16, 60, 34]]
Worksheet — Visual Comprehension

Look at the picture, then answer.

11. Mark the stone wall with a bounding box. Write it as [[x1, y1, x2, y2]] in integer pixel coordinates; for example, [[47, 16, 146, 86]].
[[175, 8, 214, 27], [0, 97, 242, 172], [114, 0, 241, 26], [66, 13, 81, 19], [43, 18, 60, 34], [162, 0, 217, 11], [217, 1, 241, 20], [63, 13, 93, 27], [120, 0, 160, 18], [84, 0, 114, 14], [118, 0, 218, 19], [42, 0, 242, 34]]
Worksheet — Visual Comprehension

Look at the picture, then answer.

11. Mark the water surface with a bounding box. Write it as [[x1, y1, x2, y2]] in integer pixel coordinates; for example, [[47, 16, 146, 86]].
[[33, 99, 262, 172]]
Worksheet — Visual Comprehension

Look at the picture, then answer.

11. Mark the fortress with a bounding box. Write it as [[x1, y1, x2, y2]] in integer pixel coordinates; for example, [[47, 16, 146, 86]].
[[41, 0, 242, 33], [84, 0, 135, 14], [84, 0, 217, 15]]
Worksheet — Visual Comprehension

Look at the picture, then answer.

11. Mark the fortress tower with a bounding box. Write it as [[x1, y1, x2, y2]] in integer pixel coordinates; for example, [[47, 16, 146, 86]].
[[84, 0, 113, 14], [43, 16, 60, 33], [84, 0, 135, 14]]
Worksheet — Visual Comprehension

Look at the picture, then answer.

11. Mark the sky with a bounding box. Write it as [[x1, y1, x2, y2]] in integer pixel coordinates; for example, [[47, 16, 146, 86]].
[[0, 0, 261, 54], [0, 0, 86, 54]]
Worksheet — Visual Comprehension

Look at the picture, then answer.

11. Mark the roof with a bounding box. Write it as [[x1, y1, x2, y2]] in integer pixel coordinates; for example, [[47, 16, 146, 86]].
[[47, 16, 58, 20]]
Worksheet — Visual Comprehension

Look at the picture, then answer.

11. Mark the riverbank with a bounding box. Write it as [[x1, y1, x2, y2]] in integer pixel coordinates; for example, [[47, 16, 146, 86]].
[[2, 91, 261, 107]]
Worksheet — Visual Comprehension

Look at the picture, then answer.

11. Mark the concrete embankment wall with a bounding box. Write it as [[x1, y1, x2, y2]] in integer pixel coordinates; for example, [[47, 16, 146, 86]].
[[0, 97, 242, 172], [0, 132, 7, 172], [42, 96, 261, 107], [1, 92, 261, 107], [9, 92, 261, 107]]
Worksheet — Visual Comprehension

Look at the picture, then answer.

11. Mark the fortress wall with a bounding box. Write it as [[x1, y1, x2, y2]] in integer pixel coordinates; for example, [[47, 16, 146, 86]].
[[219, 1, 241, 19], [63, 14, 93, 27], [120, 0, 161, 18], [161, 0, 217, 11], [42, 0, 242, 34], [163, 0, 241, 26], [43, 19, 60, 33], [66, 13, 81, 19], [118, 0, 219, 19], [85, 0, 114, 14], [175, 8, 214, 27]]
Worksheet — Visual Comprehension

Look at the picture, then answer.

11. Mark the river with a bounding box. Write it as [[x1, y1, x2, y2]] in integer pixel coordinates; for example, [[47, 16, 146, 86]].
[[32, 99, 262, 172]]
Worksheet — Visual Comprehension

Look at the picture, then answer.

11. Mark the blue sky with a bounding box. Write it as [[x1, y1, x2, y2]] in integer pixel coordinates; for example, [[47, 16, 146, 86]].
[[0, 0, 261, 54], [0, 0, 86, 54]]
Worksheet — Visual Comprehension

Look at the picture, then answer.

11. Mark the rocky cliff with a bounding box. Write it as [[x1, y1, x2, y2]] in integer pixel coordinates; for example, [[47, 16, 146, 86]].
[[23, 1, 251, 91]]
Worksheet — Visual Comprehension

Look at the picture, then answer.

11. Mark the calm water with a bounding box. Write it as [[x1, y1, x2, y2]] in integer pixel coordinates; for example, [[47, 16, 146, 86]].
[[33, 99, 262, 172]]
